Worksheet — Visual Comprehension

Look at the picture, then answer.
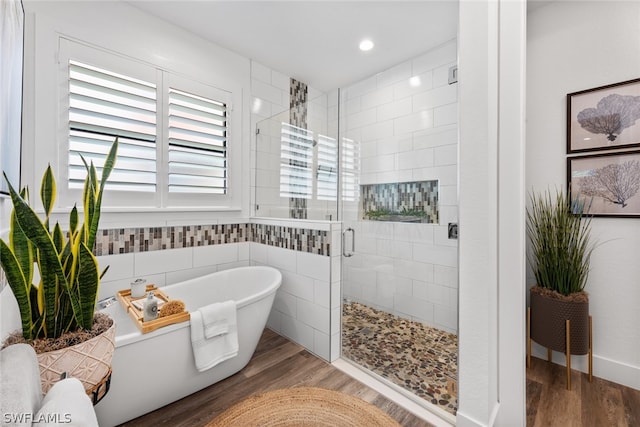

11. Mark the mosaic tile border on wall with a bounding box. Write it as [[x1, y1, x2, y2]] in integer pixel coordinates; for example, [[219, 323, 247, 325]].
[[94, 224, 250, 255], [252, 224, 329, 255], [92, 223, 330, 257]]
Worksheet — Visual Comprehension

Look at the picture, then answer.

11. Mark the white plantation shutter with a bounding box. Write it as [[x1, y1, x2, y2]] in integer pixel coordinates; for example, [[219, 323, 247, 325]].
[[341, 137, 360, 202], [60, 39, 239, 209], [316, 135, 338, 201], [168, 88, 227, 194], [68, 60, 157, 191], [280, 123, 313, 199]]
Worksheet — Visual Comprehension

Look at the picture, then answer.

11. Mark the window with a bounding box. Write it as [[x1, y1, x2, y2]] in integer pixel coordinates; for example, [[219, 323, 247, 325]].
[[68, 60, 157, 192], [60, 39, 234, 208], [278, 125, 342, 203], [316, 135, 338, 201], [341, 137, 360, 202], [279, 123, 313, 199], [167, 88, 227, 194]]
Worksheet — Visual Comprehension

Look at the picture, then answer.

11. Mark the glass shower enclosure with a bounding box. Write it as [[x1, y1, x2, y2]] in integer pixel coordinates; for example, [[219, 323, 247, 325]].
[[254, 93, 339, 221], [254, 59, 459, 417]]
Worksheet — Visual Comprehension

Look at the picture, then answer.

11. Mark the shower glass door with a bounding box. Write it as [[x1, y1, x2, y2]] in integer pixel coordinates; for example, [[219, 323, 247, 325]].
[[338, 42, 460, 417], [254, 94, 339, 221]]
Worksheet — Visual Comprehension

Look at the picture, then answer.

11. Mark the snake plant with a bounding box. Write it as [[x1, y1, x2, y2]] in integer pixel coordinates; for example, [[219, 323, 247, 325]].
[[1, 139, 118, 340]]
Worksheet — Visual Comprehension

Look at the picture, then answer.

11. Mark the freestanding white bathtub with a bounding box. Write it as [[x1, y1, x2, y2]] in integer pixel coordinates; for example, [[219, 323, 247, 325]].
[[94, 266, 282, 426]]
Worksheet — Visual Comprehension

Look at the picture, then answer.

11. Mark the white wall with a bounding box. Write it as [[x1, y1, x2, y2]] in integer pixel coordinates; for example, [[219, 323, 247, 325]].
[[21, 0, 251, 224], [527, 0, 640, 390], [457, 0, 526, 426], [341, 39, 459, 333]]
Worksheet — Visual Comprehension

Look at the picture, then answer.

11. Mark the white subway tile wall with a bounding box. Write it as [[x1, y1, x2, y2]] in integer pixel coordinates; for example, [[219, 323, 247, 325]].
[[94, 218, 336, 361], [251, 59, 289, 219], [259, 238, 333, 360], [341, 39, 459, 333]]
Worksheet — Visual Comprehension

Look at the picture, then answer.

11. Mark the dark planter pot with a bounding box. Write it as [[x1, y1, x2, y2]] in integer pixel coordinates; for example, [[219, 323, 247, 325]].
[[530, 289, 590, 355]]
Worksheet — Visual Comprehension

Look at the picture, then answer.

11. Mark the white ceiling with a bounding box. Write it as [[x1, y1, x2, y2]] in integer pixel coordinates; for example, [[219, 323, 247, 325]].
[[126, 1, 460, 92]]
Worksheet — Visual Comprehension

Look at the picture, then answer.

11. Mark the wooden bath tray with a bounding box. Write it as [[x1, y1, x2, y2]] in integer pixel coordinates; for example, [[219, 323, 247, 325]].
[[116, 285, 190, 334]]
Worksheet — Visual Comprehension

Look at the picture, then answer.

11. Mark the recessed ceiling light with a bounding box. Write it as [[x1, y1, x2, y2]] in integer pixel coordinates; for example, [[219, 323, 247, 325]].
[[359, 39, 374, 52], [409, 76, 421, 87]]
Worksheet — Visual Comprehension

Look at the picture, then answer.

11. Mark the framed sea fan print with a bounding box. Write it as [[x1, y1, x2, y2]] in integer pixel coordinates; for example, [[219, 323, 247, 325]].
[[568, 150, 640, 217], [567, 78, 640, 154]]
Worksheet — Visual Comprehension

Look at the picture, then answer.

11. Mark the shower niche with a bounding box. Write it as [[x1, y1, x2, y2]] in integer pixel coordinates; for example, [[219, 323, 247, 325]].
[[359, 180, 439, 223]]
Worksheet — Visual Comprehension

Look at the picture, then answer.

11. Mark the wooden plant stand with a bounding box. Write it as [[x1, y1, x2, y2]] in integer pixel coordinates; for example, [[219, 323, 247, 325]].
[[526, 307, 593, 390]]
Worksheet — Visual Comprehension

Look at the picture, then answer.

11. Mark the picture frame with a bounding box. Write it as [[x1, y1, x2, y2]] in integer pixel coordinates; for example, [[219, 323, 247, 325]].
[[567, 78, 640, 154], [0, 0, 24, 196], [567, 150, 640, 217]]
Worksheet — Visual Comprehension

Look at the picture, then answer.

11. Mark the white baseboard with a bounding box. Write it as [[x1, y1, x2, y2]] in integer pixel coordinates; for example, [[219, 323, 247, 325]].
[[531, 344, 640, 390]]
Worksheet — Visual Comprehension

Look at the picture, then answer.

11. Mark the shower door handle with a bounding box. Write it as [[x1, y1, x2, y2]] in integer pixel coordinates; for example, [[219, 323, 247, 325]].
[[342, 228, 355, 257]]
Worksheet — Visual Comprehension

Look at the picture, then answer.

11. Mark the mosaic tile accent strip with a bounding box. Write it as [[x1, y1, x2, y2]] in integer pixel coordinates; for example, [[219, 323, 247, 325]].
[[289, 78, 308, 219], [94, 223, 249, 256], [91, 223, 330, 256], [289, 197, 308, 220], [290, 78, 308, 127], [342, 301, 458, 415], [360, 180, 439, 223], [251, 224, 329, 256]]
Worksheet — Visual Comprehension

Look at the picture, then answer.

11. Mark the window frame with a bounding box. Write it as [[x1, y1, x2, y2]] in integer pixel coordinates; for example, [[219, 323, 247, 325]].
[[57, 37, 240, 211]]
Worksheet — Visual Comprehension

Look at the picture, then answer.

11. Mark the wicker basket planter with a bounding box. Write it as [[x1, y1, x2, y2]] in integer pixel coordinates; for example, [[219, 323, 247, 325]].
[[530, 287, 590, 355], [37, 319, 116, 394]]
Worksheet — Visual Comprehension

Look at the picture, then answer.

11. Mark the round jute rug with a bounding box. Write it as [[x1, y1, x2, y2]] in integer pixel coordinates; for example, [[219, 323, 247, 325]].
[[207, 387, 401, 426]]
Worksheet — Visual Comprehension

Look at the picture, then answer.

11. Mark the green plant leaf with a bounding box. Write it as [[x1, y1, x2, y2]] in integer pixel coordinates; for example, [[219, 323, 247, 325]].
[[100, 137, 118, 191], [75, 242, 100, 329], [40, 165, 56, 230], [29, 286, 43, 337], [5, 175, 67, 336], [0, 240, 33, 340], [99, 265, 110, 280], [526, 189, 595, 295], [87, 137, 118, 250], [9, 199, 34, 287], [81, 157, 97, 247], [69, 205, 78, 235], [52, 222, 64, 253]]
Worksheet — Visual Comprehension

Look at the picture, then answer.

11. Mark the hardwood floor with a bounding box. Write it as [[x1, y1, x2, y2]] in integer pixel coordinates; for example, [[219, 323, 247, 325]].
[[120, 328, 640, 427], [120, 328, 433, 427], [527, 356, 640, 427]]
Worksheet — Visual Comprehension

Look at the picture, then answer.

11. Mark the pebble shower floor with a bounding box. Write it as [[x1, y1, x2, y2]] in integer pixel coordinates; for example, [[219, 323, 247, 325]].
[[342, 302, 458, 415]]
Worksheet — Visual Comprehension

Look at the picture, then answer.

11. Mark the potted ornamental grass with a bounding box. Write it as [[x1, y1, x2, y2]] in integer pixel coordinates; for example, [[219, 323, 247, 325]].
[[1, 139, 118, 394], [526, 188, 596, 364]]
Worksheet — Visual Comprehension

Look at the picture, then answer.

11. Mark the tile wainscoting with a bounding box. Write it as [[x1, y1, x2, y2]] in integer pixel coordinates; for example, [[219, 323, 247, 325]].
[[94, 219, 340, 361]]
